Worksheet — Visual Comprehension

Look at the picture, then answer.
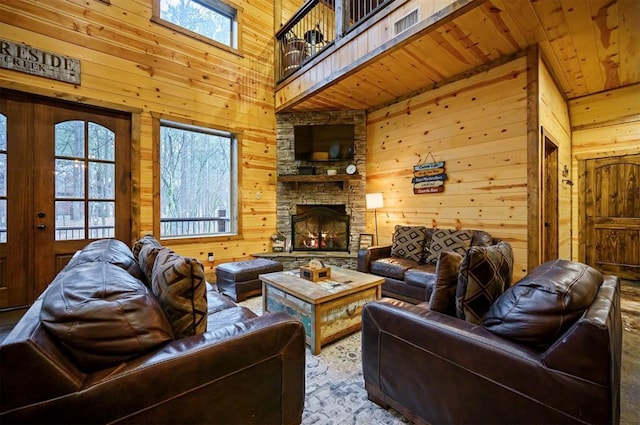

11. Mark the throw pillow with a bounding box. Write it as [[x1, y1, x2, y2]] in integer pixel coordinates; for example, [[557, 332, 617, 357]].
[[483, 259, 603, 347], [40, 262, 174, 373], [428, 250, 464, 316], [391, 225, 428, 262], [152, 249, 208, 339], [425, 229, 472, 264], [132, 234, 161, 260], [455, 241, 513, 324], [138, 243, 165, 283]]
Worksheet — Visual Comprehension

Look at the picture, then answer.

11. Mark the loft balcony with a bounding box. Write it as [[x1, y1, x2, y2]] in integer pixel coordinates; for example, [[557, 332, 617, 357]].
[[275, 0, 638, 113], [275, 0, 391, 82]]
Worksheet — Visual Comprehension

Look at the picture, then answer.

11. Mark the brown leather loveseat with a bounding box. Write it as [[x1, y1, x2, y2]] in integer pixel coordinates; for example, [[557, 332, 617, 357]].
[[362, 259, 621, 424], [1, 237, 305, 424], [358, 226, 499, 304]]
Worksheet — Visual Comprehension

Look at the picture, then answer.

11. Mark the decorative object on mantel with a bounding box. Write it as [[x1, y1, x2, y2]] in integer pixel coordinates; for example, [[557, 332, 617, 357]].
[[300, 259, 331, 282], [365, 193, 384, 245], [271, 232, 286, 252], [413, 152, 447, 194], [297, 166, 315, 175]]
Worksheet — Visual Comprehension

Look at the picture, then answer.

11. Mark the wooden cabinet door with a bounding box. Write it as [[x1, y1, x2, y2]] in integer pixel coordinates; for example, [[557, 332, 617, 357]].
[[582, 154, 640, 280]]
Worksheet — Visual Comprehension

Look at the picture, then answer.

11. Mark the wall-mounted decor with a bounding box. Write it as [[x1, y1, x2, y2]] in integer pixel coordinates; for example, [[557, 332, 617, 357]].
[[0, 39, 81, 84], [413, 153, 447, 194]]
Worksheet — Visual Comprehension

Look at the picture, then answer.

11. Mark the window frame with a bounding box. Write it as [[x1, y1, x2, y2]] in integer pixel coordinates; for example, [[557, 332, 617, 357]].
[[151, 0, 243, 55], [152, 113, 241, 243]]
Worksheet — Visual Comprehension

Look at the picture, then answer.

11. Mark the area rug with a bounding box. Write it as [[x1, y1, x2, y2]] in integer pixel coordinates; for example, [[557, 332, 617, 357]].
[[239, 297, 409, 425]]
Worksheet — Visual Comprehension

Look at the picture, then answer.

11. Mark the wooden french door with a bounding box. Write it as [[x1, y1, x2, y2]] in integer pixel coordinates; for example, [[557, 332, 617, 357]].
[[581, 153, 640, 280], [0, 90, 132, 308]]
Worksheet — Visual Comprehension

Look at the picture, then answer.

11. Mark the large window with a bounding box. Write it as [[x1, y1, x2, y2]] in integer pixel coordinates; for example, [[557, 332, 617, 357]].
[[153, 0, 239, 50], [158, 119, 237, 239]]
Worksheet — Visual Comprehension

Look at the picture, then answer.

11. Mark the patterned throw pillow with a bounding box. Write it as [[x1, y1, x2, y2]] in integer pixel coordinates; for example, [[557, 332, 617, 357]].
[[391, 225, 428, 262], [455, 241, 514, 324], [152, 249, 208, 339], [132, 234, 161, 260], [138, 244, 165, 284], [428, 250, 464, 316], [425, 229, 472, 263]]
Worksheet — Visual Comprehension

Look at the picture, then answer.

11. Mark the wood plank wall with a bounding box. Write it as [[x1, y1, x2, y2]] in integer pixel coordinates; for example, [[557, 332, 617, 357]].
[[366, 57, 530, 280], [538, 59, 572, 260], [569, 83, 640, 259], [0, 0, 279, 280]]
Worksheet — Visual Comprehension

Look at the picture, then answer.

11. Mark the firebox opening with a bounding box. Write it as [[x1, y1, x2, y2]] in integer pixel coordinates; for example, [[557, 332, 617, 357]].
[[292, 205, 350, 252]]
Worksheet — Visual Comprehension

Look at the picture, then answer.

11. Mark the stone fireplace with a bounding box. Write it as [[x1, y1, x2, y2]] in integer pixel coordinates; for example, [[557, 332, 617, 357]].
[[292, 205, 350, 252], [254, 110, 366, 270]]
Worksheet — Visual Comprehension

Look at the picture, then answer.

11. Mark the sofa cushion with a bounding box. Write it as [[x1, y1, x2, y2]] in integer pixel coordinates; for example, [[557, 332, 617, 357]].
[[152, 249, 208, 339], [425, 229, 472, 264], [66, 238, 147, 284], [428, 251, 464, 316], [40, 262, 174, 373], [370, 257, 419, 280], [404, 263, 437, 289], [483, 259, 603, 347], [391, 226, 428, 262], [456, 241, 513, 324]]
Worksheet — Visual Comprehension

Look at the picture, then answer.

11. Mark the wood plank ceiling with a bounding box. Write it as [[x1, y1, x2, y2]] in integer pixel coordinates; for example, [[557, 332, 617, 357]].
[[281, 0, 639, 112]]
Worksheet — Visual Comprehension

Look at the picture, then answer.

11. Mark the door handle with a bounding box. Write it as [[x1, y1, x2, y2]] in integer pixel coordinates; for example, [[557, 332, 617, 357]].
[[37, 224, 46, 230]]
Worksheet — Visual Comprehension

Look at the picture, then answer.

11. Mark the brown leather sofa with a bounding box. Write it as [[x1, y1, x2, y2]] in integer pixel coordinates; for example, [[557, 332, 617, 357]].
[[1, 238, 305, 424], [362, 259, 622, 424], [358, 226, 497, 304]]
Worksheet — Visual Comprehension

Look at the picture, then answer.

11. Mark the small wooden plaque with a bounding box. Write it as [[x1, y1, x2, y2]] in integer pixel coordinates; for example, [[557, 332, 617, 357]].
[[300, 266, 331, 282]]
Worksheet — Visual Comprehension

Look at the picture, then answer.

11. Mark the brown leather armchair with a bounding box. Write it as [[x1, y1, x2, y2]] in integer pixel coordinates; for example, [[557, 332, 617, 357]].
[[362, 260, 621, 424]]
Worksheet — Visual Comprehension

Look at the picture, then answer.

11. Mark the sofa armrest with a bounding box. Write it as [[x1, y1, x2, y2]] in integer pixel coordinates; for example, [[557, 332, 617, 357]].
[[362, 298, 613, 424], [4, 313, 305, 425], [542, 275, 621, 386], [357, 244, 392, 272]]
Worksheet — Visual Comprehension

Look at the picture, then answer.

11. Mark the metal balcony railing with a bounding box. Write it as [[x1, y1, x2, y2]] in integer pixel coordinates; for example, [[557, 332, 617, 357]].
[[276, 0, 392, 82]]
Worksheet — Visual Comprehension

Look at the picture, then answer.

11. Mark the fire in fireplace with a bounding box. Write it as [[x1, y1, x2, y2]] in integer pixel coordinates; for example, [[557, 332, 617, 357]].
[[291, 205, 350, 252]]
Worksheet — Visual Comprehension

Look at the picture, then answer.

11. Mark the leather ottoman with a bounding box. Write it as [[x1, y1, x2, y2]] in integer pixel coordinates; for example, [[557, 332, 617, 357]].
[[216, 258, 283, 302]]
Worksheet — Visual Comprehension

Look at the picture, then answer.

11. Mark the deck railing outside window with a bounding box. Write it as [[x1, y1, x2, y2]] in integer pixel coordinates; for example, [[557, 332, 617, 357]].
[[160, 216, 230, 238], [276, 0, 391, 82]]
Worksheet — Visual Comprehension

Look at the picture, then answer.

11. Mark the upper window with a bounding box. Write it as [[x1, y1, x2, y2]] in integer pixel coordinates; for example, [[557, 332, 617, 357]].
[[157, 119, 238, 240], [154, 0, 239, 50]]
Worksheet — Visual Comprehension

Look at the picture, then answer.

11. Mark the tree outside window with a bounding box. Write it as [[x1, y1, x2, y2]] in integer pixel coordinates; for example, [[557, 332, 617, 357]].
[[156, 0, 238, 49], [159, 121, 236, 239]]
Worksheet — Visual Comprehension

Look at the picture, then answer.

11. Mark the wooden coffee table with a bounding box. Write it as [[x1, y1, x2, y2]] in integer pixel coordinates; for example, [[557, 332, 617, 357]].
[[259, 266, 383, 355]]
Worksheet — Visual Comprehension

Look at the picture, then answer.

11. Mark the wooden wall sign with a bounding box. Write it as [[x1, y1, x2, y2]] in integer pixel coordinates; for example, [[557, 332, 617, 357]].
[[1, 39, 80, 84], [413, 158, 446, 194]]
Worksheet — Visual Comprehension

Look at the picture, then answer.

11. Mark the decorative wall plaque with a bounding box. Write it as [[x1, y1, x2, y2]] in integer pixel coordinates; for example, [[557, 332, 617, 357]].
[[1, 39, 81, 85], [413, 153, 447, 194]]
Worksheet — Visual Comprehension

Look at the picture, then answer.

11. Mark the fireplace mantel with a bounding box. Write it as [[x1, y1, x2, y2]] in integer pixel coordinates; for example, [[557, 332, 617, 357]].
[[278, 173, 361, 190]]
